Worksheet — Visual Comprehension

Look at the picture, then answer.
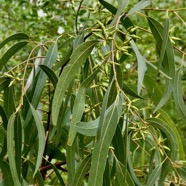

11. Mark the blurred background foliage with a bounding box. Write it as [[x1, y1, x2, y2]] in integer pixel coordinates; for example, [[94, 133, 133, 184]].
[[0, 0, 186, 185]]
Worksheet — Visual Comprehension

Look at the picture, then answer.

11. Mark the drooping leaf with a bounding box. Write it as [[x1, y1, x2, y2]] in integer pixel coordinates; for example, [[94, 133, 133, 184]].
[[52, 40, 97, 126], [130, 39, 147, 94], [39, 65, 58, 88], [24, 42, 58, 126], [50, 163, 65, 186], [7, 113, 21, 186], [0, 161, 14, 186], [115, 160, 135, 186], [27, 160, 44, 186], [76, 118, 99, 137], [126, 0, 151, 17], [0, 33, 29, 50], [147, 17, 175, 112], [88, 93, 123, 186], [68, 68, 100, 145], [146, 164, 162, 186], [158, 18, 170, 72], [66, 139, 76, 184], [72, 154, 91, 186], [109, 0, 128, 27], [14, 113, 22, 180], [123, 82, 144, 99], [0, 77, 11, 92], [158, 109, 185, 160], [173, 69, 186, 121], [0, 41, 28, 71], [30, 104, 46, 176], [146, 117, 178, 185]]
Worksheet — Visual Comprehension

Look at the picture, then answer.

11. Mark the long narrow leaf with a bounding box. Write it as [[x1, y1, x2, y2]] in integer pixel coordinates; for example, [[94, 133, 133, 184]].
[[88, 93, 123, 186], [72, 154, 91, 186], [126, 0, 151, 17], [7, 113, 21, 186], [39, 65, 58, 88], [109, 0, 128, 27], [52, 40, 97, 126], [68, 68, 100, 145], [24, 42, 58, 126], [0, 41, 28, 71], [0, 33, 29, 50], [30, 104, 46, 175], [130, 40, 147, 94]]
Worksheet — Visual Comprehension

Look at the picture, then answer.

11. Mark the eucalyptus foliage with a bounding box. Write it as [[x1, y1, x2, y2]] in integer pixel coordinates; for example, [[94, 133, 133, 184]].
[[0, 0, 186, 185]]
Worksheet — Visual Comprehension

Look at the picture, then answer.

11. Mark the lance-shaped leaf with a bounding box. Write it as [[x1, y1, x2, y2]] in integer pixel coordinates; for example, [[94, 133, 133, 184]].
[[68, 68, 100, 145], [158, 18, 170, 72], [7, 113, 21, 186], [52, 41, 97, 126], [146, 117, 178, 185], [146, 164, 162, 186], [76, 104, 112, 137], [24, 42, 58, 126], [115, 160, 135, 186], [0, 41, 28, 71], [0, 161, 14, 186], [30, 104, 46, 175], [109, 0, 128, 27], [158, 109, 185, 160], [0, 33, 29, 50], [72, 154, 92, 186], [173, 69, 186, 121], [130, 40, 147, 94], [39, 65, 58, 88], [126, 0, 151, 17], [88, 93, 123, 186], [147, 17, 175, 112]]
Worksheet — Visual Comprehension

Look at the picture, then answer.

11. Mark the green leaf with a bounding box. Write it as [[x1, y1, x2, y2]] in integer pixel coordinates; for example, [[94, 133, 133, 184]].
[[68, 68, 100, 145], [30, 103, 46, 176], [98, 0, 116, 14], [146, 117, 178, 185], [176, 166, 186, 181], [76, 118, 99, 136], [130, 40, 147, 94], [50, 163, 65, 186], [88, 93, 123, 186], [0, 33, 29, 50], [72, 154, 91, 186], [39, 65, 58, 88], [147, 17, 175, 112], [109, 0, 128, 27], [0, 77, 11, 92], [24, 42, 58, 126], [126, 0, 151, 17], [14, 113, 22, 180], [76, 104, 112, 137], [158, 109, 185, 160], [7, 113, 21, 186], [66, 140, 76, 183], [0, 125, 6, 137], [0, 161, 14, 186], [123, 82, 144, 99], [158, 18, 170, 72], [27, 160, 44, 186], [52, 40, 97, 126], [146, 164, 162, 186], [173, 69, 186, 121], [115, 160, 135, 186], [0, 41, 28, 71]]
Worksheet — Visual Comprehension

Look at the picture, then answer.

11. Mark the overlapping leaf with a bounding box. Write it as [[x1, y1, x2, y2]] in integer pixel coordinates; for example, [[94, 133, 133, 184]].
[[148, 17, 175, 111], [88, 93, 123, 186], [52, 41, 97, 126]]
